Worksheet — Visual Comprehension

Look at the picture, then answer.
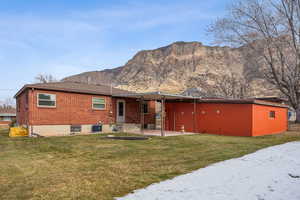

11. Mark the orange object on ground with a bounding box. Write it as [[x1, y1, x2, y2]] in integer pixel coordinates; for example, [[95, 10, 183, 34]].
[[9, 127, 29, 137]]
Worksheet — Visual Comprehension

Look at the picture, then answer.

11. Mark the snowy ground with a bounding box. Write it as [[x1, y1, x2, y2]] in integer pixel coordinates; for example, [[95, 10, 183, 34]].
[[117, 142, 300, 200]]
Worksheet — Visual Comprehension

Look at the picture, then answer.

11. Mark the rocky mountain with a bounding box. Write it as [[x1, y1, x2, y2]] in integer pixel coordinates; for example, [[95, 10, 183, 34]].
[[63, 41, 278, 97]]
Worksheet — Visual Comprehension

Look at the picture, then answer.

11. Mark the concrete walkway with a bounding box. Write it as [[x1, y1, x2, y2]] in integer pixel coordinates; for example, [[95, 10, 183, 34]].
[[132, 130, 197, 137], [117, 142, 300, 200]]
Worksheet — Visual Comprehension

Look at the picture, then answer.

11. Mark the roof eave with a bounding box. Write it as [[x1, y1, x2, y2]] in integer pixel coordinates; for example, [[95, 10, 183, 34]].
[[198, 99, 288, 108], [14, 85, 118, 98], [112, 92, 195, 100], [14, 85, 30, 98]]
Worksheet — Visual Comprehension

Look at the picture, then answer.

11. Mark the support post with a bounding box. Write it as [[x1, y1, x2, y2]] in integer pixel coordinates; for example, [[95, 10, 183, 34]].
[[193, 98, 196, 133], [173, 111, 176, 131], [140, 97, 144, 135], [161, 98, 165, 137]]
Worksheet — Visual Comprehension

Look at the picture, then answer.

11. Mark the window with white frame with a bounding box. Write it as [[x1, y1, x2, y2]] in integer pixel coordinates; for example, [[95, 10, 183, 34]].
[[37, 93, 56, 107], [92, 97, 106, 110], [2, 116, 12, 121]]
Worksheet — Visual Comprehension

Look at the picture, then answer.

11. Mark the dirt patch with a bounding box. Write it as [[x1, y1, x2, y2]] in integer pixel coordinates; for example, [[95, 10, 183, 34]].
[[104, 136, 150, 140]]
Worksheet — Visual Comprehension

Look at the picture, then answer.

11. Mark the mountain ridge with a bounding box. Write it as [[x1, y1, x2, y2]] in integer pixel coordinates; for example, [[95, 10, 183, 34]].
[[62, 41, 276, 97]]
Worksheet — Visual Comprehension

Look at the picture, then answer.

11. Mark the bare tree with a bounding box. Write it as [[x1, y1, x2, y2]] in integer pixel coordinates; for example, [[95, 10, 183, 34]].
[[35, 74, 57, 83], [209, 0, 300, 122], [0, 98, 15, 109], [212, 71, 252, 99], [182, 71, 252, 98]]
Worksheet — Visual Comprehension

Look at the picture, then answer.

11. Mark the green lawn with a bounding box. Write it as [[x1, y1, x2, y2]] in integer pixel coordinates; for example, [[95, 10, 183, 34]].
[[1, 129, 300, 200]]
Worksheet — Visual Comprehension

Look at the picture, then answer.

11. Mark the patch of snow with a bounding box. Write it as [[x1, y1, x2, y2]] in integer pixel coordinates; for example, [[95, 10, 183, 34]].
[[116, 142, 300, 200]]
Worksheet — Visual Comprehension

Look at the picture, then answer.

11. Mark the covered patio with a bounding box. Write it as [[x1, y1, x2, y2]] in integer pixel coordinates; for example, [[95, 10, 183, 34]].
[[114, 92, 289, 137], [114, 92, 197, 136]]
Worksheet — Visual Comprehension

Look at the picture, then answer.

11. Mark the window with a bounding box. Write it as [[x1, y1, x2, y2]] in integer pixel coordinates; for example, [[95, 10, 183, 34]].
[[38, 93, 56, 107], [143, 103, 148, 114], [118, 101, 124, 116], [269, 111, 276, 118], [2, 116, 11, 121], [92, 124, 102, 132], [71, 125, 81, 133], [92, 97, 106, 110]]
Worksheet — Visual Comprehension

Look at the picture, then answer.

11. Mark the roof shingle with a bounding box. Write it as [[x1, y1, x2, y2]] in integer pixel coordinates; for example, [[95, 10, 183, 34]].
[[15, 82, 135, 97]]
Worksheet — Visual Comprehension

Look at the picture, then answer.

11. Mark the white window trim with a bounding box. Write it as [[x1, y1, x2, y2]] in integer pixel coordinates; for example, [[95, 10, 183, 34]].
[[116, 99, 126, 123], [92, 97, 106, 110], [37, 93, 56, 108]]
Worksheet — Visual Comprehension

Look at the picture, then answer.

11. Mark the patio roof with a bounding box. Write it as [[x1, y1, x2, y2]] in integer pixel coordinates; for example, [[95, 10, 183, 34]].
[[113, 92, 288, 108], [113, 91, 195, 100]]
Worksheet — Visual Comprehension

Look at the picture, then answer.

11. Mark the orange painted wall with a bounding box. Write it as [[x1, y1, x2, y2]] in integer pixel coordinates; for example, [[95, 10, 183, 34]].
[[197, 103, 253, 136], [165, 102, 287, 136], [252, 104, 287, 136], [165, 102, 253, 136], [165, 102, 196, 132]]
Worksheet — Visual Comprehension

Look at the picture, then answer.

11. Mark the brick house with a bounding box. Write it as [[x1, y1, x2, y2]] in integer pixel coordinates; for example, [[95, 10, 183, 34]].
[[15, 82, 288, 137], [15, 82, 156, 136], [0, 107, 16, 127]]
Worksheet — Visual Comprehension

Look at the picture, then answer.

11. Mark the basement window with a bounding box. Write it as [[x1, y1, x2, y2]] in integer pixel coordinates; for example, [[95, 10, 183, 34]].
[[92, 97, 106, 110], [1, 116, 11, 121], [70, 125, 82, 133], [92, 124, 102, 132], [37, 93, 56, 107], [269, 111, 276, 118]]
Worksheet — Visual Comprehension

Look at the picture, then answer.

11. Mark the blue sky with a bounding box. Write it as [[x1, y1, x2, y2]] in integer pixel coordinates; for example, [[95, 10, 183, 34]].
[[0, 0, 233, 101]]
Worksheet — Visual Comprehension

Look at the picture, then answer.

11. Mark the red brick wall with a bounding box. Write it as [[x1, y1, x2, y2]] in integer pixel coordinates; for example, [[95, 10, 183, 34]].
[[16, 89, 156, 126], [145, 101, 156, 124], [115, 98, 156, 124], [30, 90, 115, 125], [124, 98, 140, 123], [0, 121, 11, 125], [16, 89, 29, 125]]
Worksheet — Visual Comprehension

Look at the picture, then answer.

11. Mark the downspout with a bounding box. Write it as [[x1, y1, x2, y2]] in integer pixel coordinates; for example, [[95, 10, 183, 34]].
[[140, 97, 144, 135], [26, 90, 29, 128], [173, 110, 175, 131], [30, 88, 34, 137], [161, 97, 165, 137], [193, 97, 196, 133]]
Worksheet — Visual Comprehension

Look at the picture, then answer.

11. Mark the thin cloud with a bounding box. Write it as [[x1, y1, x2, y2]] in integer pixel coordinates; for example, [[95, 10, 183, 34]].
[[69, 3, 222, 31], [0, 0, 229, 100]]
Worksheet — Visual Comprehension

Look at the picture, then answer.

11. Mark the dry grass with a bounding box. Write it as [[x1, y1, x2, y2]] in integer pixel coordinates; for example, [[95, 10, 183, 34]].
[[0, 129, 300, 200]]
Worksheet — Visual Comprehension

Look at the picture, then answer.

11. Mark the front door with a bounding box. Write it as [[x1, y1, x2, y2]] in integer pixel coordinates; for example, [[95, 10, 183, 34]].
[[117, 100, 125, 123]]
